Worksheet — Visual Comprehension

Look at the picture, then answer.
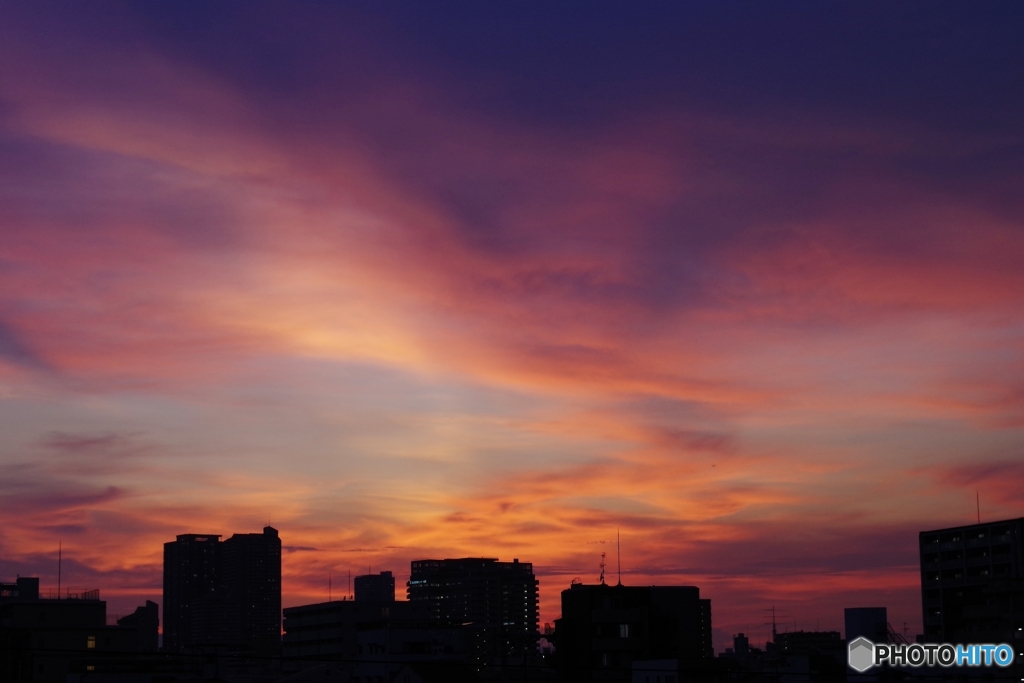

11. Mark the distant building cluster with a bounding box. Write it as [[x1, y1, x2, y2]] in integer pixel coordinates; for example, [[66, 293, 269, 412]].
[[2, 517, 1023, 682]]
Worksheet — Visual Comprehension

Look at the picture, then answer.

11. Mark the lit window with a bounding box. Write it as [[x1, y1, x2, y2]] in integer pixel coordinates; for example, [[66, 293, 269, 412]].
[[87, 636, 96, 649]]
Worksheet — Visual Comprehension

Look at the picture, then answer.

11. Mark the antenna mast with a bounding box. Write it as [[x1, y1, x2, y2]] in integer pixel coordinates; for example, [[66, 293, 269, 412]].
[[57, 541, 61, 600], [977, 490, 981, 524], [599, 553, 606, 585], [617, 528, 622, 586]]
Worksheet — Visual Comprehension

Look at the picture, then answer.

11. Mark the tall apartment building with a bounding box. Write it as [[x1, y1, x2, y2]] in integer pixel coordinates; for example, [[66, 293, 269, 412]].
[[223, 527, 283, 653], [163, 533, 222, 652], [163, 526, 281, 654], [919, 517, 1024, 643], [407, 558, 539, 670]]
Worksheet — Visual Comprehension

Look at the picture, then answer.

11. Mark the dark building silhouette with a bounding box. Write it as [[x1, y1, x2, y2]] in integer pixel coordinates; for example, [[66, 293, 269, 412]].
[[162, 526, 281, 654], [0, 578, 158, 683], [719, 631, 763, 668], [553, 583, 712, 683], [117, 600, 160, 652], [282, 597, 468, 680], [355, 570, 395, 602], [407, 557, 539, 670], [920, 517, 1024, 643], [844, 607, 888, 645], [223, 525, 283, 653], [0, 577, 39, 600], [731, 632, 749, 657], [163, 532, 222, 652], [769, 630, 841, 655]]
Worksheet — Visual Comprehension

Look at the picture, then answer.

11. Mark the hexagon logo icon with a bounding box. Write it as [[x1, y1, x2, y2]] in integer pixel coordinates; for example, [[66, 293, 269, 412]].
[[848, 636, 875, 672]]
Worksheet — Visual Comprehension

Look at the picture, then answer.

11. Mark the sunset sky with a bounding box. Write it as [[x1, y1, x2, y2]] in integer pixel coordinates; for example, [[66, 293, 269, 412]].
[[2, 2, 1023, 648]]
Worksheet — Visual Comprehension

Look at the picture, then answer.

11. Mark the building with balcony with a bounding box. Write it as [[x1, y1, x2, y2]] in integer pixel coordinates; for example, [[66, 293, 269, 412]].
[[919, 517, 1024, 644], [407, 557, 539, 672]]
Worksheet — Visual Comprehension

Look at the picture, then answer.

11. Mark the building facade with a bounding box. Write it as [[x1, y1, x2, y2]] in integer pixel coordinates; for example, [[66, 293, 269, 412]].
[[283, 597, 468, 681], [163, 533, 222, 652], [920, 517, 1024, 643], [553, 583, 712, 683], [223, 526, 283, 653], [163, 525, 281, 654], [844, 607, 888, 645], [0, 578, 158, 683], [355, 570, 396, 602], [407, 558, 539, 671]]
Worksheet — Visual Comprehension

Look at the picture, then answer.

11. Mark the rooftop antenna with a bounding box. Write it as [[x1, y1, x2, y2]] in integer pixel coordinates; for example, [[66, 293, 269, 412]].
[[599, 552, 606, 585], [329, 572, 332, 602], [57, 541, 61, 600], [976, 490, 981, 524], [617, 528, 622, 586], [348, 569, 351, 599]]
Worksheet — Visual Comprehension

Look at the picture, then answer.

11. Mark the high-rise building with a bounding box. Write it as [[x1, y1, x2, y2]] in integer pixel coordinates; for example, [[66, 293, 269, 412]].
[[407, 558, 538, 670], [553, 583, 712, 683], [355, 571, 395, 602], [162, 533, 222, 652], [920, 517, 1024, 643], [162, 526, 281, 654], [223, 526, 282, 653]]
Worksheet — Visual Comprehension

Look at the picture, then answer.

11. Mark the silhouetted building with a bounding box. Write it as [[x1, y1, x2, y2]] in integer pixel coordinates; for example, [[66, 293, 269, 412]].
[[163, 532, 222, 652], [0, 578, 158, 683], [845, 607, 888, 644], [719, 632, 763, 667], [732, 632, 749, 656], [0, 577, 39, 600], [769, 630, 841, 656], [117, 600, 160, 652], [407, 558, 539, 671], [553, 583, 712, 683], [223, 525, 283, 654], [920, 517, 1024, 643], [282, 598, 468, 680], [162, 526, 282, 654], [355, 570, 395, 602]]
